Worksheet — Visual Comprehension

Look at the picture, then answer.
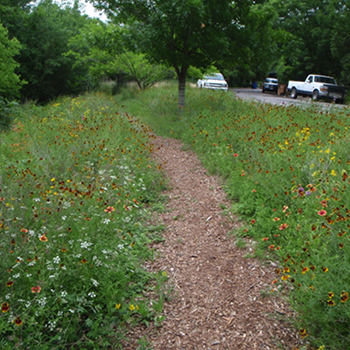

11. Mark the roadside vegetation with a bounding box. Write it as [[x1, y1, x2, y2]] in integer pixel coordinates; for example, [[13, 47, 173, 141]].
[[1, 86, 350, 349], [117, 83, 350, 350]]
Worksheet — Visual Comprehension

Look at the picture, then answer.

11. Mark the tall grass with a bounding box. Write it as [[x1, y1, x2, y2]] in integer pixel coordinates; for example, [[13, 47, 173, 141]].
[[117, 83, 350, 350], [0, 93, 168, 349]]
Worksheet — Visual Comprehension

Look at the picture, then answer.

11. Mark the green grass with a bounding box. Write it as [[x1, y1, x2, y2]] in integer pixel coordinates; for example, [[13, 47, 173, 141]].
[[116, 83, 350, 350], [0, 92, 168, 349], [2, 83, 350, 349]]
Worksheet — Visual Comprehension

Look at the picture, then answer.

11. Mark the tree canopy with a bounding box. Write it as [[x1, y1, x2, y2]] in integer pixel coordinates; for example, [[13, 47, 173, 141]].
[[90, 0, 255, 107], [0, 22, 23, 99], [0, 0, 349, 104]]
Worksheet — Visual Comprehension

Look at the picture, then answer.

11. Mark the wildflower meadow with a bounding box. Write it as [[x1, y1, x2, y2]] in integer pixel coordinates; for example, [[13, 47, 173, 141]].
[[119, 83, 350, 350], [2, 82, 350, 349], [0, 93, 168, 349]]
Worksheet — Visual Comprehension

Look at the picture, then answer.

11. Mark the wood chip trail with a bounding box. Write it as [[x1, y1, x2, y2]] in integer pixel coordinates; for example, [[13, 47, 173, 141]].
[[124, 136, 301, 350]]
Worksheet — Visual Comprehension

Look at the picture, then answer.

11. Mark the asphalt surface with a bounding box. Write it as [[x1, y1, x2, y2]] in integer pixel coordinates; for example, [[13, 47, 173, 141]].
[[231, 88, 349, 110]]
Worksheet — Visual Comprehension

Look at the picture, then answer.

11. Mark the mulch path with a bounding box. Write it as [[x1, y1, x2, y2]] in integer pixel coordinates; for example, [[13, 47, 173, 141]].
[[122, 136, 304, 350]]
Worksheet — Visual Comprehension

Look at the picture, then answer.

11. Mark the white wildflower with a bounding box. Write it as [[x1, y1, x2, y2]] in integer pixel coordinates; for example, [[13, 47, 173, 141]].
[[91, 278, 99, 287]]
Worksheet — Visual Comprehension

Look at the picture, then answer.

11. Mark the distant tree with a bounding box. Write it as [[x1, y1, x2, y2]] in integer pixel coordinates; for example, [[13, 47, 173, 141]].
[[68, 22, 172, 90], [0, 22, 23, 99], [89, 0, 254, 107], [269, 0, 343, 81], [331, 3, 350, 84], [15, 0, 96, 102], [0, 0, 97, 103], [0, 0, 33, 38]]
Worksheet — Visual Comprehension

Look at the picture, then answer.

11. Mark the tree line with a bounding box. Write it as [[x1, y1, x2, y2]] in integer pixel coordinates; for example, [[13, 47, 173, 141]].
[[0, 0, 349, 107]]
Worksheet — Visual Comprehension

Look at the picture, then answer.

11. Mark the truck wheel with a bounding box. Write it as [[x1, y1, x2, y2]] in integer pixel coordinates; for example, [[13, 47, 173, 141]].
[[312, 90, 319, 101], [291, 87, 298, 99]]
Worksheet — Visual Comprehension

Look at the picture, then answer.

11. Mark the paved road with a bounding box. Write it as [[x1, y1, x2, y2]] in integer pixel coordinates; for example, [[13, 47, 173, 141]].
[[231, 88, 349, 110]]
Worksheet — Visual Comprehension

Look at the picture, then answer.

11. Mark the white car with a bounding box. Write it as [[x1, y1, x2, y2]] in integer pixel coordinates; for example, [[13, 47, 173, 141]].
[[197, 73, 228, 91]]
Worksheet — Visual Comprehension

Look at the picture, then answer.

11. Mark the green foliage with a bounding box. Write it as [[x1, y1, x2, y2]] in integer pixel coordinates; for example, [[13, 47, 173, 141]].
[[96, 0, 255, 107], [0, 92, 168, 349], [115, 51, 173, 90], [0, 23, 23, 99], [117, 84, 350, 349], [0, 97, 20, 131], [1, 0, 97, 103], [267, 0, 348, 83], [67, 22, 172, 90]]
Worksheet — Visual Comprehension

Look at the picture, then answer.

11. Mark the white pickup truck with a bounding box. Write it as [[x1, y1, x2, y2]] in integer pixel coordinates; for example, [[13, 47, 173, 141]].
[[287, 74, 347, 103]]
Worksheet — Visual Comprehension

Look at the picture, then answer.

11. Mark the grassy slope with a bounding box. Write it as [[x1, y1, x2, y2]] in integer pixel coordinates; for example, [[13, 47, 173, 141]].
[[117, 83, 350, 350]]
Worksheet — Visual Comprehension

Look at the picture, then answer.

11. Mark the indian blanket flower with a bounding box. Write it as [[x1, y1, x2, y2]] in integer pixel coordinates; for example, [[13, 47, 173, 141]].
[[320, 200, 328, 207], [6, 281, 14, 287], [104, 206, 115, 213], [262, 237, 269, 241], [341, 292, 349, 303], [273, 217, 280, 221], [31, 285, 41, 293], [1, 302, 10, 313], [269, 245, 275, 250], [279, 223, 288, 230], [251, 219, 256, 224], [318, 210, 327, 216], [302, 267, 309, 274], [306, 184, 316, 192], [281, 275, 289, 281], [282, 206, 288, 212], [233, 153, 238, 157], [39, 235, 48, 242], [13, 317, 23, 326], [299, 329, 308, 338]]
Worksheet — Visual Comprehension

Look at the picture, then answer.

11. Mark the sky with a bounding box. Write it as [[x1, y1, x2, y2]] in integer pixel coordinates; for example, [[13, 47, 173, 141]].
[[53, 0, 108, 21], [80, 0, 107, 20]]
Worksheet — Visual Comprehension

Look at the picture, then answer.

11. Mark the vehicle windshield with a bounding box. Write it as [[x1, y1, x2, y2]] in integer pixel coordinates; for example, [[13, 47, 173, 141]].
[[314, 76, 336, 84], [266, 78, 278, 83], [205, 73, 225, 80]]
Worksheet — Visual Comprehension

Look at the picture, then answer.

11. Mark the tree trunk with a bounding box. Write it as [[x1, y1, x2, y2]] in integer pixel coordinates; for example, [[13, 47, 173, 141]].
[[176, 67, 188, 109]]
